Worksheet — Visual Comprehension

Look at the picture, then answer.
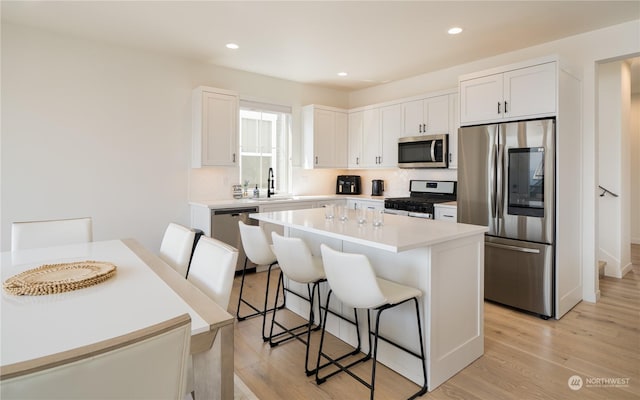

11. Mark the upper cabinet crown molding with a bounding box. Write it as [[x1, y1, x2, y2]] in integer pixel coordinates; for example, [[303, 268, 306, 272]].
[[192, 86, 239, 168]]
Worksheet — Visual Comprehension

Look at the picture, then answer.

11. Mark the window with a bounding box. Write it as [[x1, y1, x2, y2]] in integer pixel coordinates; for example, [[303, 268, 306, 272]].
[[239, 101, 292, 195]]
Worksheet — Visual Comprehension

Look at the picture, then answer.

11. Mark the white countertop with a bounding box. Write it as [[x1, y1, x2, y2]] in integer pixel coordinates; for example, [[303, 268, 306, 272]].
[[190, 194, 385, 209], [251, 208, 487, 252]]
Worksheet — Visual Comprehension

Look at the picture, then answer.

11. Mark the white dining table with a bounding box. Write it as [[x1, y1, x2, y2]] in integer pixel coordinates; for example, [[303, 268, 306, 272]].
[[0, 239, 234, 400]]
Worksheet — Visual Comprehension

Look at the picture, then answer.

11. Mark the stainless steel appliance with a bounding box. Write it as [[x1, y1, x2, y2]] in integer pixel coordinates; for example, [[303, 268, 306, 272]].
[[384, 180, 456, 219], [457, 118, 555, 318], [371, 180, 384, 196], [398, 134, 448, 168], [336, 175, 361, 194], [211, 207, 259, 271]]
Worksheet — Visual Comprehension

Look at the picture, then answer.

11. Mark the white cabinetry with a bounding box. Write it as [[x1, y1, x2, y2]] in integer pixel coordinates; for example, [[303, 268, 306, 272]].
[[459, 61, 556, 126], [192, 86, 239, 167], [379, 104, 402, 167], [401, 95, 449, 137], [303, 105, 348, 168], [361, 108, 381, 167], [434, 203, 457, 222], [347, 111, 363, 168], [448, 94, 459, 169], [348, 105, 400, 169], [346, 198, 385, 211]]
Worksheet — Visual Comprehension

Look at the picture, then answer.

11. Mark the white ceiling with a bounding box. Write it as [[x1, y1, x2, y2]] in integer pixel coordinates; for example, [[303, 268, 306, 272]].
[[2, 1, 639, 91]]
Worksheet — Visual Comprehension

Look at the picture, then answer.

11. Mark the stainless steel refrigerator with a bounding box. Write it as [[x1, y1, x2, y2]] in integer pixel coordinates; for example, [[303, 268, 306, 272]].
[[458, 118, 555, 318]]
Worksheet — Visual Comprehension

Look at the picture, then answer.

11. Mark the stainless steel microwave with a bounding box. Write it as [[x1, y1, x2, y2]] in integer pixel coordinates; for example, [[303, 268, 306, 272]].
[[398, 134, 448, 168]]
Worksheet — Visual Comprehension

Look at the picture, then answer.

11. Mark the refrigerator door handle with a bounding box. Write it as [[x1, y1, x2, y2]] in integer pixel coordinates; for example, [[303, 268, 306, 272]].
[[486, 242, 541, 254], [490, 143, 497, 218], [496, 143, 505, 219]]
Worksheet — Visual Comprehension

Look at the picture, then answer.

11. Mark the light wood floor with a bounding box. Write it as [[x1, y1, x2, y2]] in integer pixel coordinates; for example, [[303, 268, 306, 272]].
[[228, 246, 640, 399]]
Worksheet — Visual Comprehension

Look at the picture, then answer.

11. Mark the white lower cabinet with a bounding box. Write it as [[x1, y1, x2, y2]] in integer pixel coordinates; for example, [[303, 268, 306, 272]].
[[434, 203, 457, 222], [346, 198, 385, 211]]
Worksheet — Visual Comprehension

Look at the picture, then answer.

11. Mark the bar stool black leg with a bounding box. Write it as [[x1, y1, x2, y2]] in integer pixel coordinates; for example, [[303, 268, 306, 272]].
[[235, 257, 286, 340], [315, 290, 370, 385]]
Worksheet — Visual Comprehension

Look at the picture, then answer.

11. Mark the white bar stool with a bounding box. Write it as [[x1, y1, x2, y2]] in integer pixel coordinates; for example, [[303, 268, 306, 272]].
[[317, 244, 428, 400], [269, 232, 327, 375], [236, 221, 285, 341]]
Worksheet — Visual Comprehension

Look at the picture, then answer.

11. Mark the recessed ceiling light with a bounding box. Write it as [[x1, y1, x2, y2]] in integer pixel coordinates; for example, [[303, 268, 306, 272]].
[[226, 43, 239, 50], [448, 27, 463, 35], [337, 72, 348, 77]]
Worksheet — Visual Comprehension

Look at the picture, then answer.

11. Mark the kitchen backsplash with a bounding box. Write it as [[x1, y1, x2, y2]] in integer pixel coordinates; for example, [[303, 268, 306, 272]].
[[189, 166, 457, 200]]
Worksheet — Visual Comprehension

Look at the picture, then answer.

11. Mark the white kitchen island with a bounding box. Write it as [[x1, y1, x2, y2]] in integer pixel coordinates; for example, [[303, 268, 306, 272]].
[[251, 208, 488, 391]]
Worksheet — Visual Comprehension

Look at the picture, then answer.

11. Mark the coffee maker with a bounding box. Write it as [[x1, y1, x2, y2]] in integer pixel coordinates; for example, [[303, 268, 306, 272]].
[[336, 175, 361, 194], [371, 180, 384, 196]]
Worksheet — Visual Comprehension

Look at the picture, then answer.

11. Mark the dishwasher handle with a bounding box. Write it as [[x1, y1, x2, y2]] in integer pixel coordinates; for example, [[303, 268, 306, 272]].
[[212, 207, 259, 216]]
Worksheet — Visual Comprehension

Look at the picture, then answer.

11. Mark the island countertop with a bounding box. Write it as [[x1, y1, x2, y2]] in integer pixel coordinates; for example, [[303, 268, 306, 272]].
[[251, 208, 487, 253]]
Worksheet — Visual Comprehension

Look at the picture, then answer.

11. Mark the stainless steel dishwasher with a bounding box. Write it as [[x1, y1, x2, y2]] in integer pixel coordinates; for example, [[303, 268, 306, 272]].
[[211, 207, 259, 271]]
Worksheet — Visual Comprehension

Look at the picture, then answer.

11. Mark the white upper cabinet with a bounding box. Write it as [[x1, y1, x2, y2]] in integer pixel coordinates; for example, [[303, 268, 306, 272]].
[[379, 104, 402, 167], [347, 111, 363, 168], [448, 93, 459, 169], [361, 108, 381, 167], [303, 105, 348, 169], [348, 105, 401, 169], [401, 94, 449, 137], [459, 61, 556, 125], [192, 86, 239, 167]]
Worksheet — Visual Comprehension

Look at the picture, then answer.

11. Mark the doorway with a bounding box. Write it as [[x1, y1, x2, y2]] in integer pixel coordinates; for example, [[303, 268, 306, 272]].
[[596, 56, 640, 281]]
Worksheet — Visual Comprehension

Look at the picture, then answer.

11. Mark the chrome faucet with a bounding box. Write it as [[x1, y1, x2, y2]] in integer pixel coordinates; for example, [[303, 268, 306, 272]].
[[267, 167, 275, 198]]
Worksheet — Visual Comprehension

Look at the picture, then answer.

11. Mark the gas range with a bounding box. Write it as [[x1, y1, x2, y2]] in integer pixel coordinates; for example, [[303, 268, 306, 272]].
[[384, 180, 456, 219]]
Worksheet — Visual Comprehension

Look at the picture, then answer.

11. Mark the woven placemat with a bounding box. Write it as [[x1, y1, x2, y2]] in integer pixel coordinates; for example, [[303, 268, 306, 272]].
[[3, 261, 117, 296]]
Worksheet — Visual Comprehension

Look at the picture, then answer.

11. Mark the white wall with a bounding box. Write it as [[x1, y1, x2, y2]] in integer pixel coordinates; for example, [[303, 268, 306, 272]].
[[632, 93, 640, 244], [598, 61, 632, 277], [1, 23, 348, 251], [349, 19, 640, 302]]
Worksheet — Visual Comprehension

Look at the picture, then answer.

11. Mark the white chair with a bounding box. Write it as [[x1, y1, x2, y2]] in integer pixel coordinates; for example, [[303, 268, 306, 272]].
[[184, 236, 238, 399], [269, 232, 326, 375], [317, 244, 428, 400], [11, 217, 93, 251], [187, 236, 238, 310], [0, 313, 191, 399], [159, 223, 198, 278], [236, 221, 285, 341]]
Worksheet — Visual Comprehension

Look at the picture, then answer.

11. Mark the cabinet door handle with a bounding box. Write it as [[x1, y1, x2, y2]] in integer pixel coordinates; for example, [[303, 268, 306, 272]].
[[497, 102, 501, 114], [419, 124, 422, 133], [423, 123, 427, 132], [449, 153, 452, 163], [232, 153, 236, 163], [315, 156, 318, 165], [356, 157, 359, 165], [504, 101, 508, 113]]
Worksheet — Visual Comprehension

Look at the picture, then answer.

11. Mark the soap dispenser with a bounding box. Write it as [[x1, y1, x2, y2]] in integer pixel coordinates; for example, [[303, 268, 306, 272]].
[[253, 184, 260, 198]]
